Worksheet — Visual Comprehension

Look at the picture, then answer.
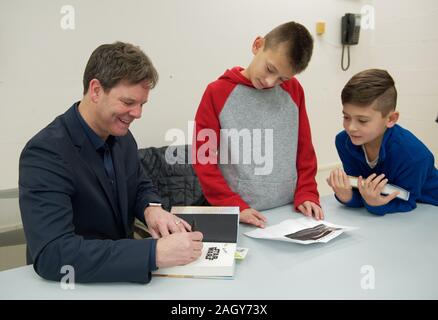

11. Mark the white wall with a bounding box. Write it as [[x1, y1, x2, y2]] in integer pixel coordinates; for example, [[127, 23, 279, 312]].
[[366, 0, 438, 155], [0, 1, 437, 201]]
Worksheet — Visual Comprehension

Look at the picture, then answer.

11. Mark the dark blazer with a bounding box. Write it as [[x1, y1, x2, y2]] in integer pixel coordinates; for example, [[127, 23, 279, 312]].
[[19, 104, 161, 283]]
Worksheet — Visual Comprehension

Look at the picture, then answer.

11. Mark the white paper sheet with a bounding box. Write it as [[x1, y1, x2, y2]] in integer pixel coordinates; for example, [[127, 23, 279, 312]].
[[244, 217, 357, 244]]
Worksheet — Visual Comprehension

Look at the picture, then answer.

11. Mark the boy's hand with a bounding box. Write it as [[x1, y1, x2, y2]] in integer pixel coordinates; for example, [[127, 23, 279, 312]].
[[297, 201, 324, 220], [240, 208, 267, 228], [326, 168, 353, 203], [358, 173, 399, 206]]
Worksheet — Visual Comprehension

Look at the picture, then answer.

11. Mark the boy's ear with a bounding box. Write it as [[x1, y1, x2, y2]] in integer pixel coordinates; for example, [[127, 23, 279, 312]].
[[386, 110, 399, 128], [252, 36, 265, 54]]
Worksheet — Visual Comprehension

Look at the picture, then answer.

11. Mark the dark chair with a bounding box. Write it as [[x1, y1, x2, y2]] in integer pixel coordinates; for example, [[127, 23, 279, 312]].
[[134, 144, 208, 238], [138, 144, 208, 211]]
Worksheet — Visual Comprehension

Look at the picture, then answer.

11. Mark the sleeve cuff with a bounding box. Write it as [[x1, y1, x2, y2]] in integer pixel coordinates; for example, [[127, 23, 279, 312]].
[[149, 238, 158, 271], [336, 190, 364, 208], [136, 205, 147, 224], [294, 192, 320, 211], [136, 200, 162, 224], [363, 203, 388, 215]]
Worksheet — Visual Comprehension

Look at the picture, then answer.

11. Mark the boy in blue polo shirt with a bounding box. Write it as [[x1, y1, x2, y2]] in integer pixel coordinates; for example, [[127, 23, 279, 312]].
[[327, 69, 438, 215]]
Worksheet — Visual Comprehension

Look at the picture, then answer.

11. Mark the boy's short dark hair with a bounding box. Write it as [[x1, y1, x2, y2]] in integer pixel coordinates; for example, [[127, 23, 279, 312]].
[[264, 21, 314, 74], [83, 41, 158, 94], [341, 69, 397, 116]]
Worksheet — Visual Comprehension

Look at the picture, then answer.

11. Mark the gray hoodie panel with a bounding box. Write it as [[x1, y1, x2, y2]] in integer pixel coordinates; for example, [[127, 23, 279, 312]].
[[218, 84, 298, 210]]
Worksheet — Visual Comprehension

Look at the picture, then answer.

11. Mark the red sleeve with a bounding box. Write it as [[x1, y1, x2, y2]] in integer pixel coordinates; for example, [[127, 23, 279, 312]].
[[283, 80, 320, 210], [192, 82, 250, 211]]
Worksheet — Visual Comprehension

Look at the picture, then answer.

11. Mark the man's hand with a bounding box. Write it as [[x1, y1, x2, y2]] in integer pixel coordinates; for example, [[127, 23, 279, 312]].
[[240, 208, 267, 228], [144, 206, 191, 239], [297, 201, 324, 220], [357, 173, 399, 206], [156, 231, 204, 268], [326, 167, 353, 203]]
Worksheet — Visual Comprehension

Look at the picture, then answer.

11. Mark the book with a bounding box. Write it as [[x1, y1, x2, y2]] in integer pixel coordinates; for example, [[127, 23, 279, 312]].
[[152, 206, 239, 279], [348, 176, 410, 201]]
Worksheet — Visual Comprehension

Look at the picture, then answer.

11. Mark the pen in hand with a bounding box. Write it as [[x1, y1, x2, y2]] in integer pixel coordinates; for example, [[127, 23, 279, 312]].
[[191, 219, 197, 232]]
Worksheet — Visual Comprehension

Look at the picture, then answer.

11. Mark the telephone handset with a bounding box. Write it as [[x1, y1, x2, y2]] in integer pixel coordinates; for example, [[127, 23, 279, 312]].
[[341, 13, 361, 70], [341, 13, 361, 45]]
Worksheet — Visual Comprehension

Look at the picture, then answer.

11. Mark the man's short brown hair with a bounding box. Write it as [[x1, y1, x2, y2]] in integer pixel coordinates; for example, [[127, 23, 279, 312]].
[[83, 41, 158, 94], [264, 21, 314, 74], [341, 69, 397, 116]]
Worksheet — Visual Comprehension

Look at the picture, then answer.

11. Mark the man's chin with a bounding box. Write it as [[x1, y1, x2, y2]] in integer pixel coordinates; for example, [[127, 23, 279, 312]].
[[112, 128, 129, 137]]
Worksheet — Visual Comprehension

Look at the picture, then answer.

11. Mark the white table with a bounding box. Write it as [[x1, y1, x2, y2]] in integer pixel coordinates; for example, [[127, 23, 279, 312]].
[[1, 196, 437, 299]]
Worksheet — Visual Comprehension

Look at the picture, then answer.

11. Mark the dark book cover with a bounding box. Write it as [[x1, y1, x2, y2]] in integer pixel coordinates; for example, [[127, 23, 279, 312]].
[[172, 206, 239, 243]]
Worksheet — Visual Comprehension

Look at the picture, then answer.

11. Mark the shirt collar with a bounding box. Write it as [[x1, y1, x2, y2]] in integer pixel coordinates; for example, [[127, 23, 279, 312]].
[[74, 102, 115, 151]]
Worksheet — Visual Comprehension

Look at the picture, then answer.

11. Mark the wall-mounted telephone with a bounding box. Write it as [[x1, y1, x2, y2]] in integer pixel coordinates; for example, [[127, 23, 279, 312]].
[[341, 13, 361, 45], [341, 13, 361, 71]]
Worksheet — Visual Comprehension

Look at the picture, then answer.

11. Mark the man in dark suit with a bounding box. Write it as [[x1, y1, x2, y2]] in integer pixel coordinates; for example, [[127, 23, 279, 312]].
[[19, 42, 203, 283]]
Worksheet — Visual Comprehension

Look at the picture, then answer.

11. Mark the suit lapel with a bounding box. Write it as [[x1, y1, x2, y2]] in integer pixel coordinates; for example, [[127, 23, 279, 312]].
[[62, 104, 121, 224]]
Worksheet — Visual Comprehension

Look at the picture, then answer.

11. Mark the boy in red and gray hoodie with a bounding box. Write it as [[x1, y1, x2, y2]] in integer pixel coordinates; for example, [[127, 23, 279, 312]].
[[193, 21, 323, 228]]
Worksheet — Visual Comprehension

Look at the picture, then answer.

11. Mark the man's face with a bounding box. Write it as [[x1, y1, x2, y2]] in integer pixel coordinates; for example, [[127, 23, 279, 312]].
[[342, 102, 391, 148], [93, 80, 150, 140], [245, 39, 295, 89]]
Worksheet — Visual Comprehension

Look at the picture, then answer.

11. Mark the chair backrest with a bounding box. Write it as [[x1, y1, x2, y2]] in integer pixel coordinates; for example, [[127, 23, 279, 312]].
[[138, 145, 208, 211]]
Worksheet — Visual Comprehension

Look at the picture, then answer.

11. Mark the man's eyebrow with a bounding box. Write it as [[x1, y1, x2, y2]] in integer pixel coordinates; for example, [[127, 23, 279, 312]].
[[120, 97, 136, 103], [120, 97, 148, 104]]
